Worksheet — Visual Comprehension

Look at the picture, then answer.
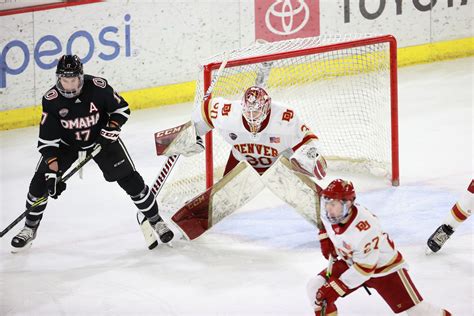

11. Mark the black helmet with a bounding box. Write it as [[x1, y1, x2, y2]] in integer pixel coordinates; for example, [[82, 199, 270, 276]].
[[56, 54, 84, 98]]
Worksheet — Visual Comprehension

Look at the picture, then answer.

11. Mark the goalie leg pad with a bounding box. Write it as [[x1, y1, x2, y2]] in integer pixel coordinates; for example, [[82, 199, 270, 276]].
[[171, 189, 213, 240], [262, 156, 323, 228], [171, 161, 264, 240]]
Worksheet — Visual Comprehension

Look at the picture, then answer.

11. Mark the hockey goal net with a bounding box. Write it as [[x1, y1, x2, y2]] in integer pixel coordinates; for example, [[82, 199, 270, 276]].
[[158, 34, 399, 209]]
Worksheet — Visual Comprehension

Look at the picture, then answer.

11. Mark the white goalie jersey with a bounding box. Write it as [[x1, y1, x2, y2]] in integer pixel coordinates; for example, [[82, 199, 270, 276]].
[[192, 97, 318, 173], [322, 204, 407, 289]]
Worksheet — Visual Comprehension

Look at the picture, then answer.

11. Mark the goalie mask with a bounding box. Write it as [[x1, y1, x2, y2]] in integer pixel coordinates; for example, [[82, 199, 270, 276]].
[[56, 54, 84, 98], [321, 179, 356, 224], [242, 86, 271, 134]]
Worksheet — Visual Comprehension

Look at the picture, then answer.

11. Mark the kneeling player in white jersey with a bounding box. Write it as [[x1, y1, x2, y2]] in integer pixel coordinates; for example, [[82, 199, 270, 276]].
[[153, 86, 327, 240], [307, 179, 451, 316]]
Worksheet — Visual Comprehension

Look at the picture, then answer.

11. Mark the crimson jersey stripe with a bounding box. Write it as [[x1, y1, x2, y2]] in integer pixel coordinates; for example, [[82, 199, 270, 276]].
[[292, 133, 318, 152], [467, 179, 474, 194]]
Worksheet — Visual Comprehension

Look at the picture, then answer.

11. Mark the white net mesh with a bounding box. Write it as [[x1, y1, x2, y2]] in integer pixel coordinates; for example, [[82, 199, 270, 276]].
[[158, 34, 397, 209]]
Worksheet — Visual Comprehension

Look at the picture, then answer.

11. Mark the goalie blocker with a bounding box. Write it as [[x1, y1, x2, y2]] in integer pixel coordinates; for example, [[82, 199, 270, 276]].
[[171, 156, 323, 240], [154, 121, 204, 157]]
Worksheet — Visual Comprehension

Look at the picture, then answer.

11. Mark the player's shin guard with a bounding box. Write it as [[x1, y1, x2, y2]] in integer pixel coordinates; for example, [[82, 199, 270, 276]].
[[24, 192, 48, 226], [131, 185, 159, 221]]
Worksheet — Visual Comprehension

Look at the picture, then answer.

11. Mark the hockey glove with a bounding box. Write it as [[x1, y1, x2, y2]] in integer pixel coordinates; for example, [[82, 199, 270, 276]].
[[319, 228, 337, 260], [45, 171, 66, 199], [315, 276, 349, 307], [98, 123, 120, 148]]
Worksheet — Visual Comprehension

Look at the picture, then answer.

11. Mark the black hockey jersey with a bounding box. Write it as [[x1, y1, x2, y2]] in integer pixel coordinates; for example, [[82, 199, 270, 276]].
[[38, 75, 130, 159]]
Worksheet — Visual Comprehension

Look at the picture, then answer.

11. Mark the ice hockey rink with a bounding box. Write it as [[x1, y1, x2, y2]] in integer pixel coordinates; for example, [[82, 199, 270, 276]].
[[0, 57, 472, 315]]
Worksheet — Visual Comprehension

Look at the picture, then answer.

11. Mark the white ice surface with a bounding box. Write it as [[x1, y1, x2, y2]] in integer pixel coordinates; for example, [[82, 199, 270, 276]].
[[0, 58, 472, 316]]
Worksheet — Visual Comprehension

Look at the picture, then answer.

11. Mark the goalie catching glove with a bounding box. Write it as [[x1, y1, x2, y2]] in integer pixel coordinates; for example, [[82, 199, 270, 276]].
[[290, 142, 327, 180], [155, 121, 204, 157]]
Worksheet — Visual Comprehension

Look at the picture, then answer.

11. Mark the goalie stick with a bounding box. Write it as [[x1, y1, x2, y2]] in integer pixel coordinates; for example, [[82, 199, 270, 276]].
[[0, 145, 102, 238], [137, 52, 230, 249]]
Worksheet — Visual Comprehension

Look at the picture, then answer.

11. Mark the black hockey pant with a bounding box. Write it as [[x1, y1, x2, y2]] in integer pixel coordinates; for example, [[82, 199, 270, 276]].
[[24, 139, 160, 228]]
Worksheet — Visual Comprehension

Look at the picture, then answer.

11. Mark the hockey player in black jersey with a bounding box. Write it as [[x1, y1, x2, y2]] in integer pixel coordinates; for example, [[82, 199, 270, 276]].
[[11, 54, 173, 252]]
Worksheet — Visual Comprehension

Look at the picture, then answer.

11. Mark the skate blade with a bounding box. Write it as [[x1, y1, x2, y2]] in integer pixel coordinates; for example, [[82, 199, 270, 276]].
[[148, 240, 158, 250], [154, 241, 173, 248], [424, 246, 435, 255], [11, 242, 33, 254]]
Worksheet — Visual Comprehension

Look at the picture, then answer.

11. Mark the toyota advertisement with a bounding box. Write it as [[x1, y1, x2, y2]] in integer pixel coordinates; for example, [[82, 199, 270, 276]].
[[255, 0, 320, 42]]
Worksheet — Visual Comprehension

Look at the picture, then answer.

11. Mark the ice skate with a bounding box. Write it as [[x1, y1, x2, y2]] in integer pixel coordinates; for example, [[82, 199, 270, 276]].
[[11, 226, 38, 253], [152, 219, 174, 244], [426, 224, 454, 254]]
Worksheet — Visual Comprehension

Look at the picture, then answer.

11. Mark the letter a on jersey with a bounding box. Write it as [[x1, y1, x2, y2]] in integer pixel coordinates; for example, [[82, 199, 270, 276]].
[[90, 102, 98, 113]]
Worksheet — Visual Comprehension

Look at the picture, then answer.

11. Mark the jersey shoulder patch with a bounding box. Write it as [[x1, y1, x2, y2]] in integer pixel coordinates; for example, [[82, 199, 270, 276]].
[[352, 207, 381, 239], [43, 89, 59, 101], [281, 108, 294, 122], [92, 77, 107, 88], [221, 102, 232, 116]]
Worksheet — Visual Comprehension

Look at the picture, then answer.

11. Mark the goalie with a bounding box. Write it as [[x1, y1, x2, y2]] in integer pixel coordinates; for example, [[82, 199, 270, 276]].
[[161, 85, 326, 179], [154, 85, 327, 239]]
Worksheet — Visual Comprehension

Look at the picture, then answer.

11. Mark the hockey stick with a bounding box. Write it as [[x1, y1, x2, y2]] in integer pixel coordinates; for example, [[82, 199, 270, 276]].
[[320, 254, 335, 316], [136, 154, 180, 250], [137, 53, 230, 249], [0, 144, 102, 238]]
